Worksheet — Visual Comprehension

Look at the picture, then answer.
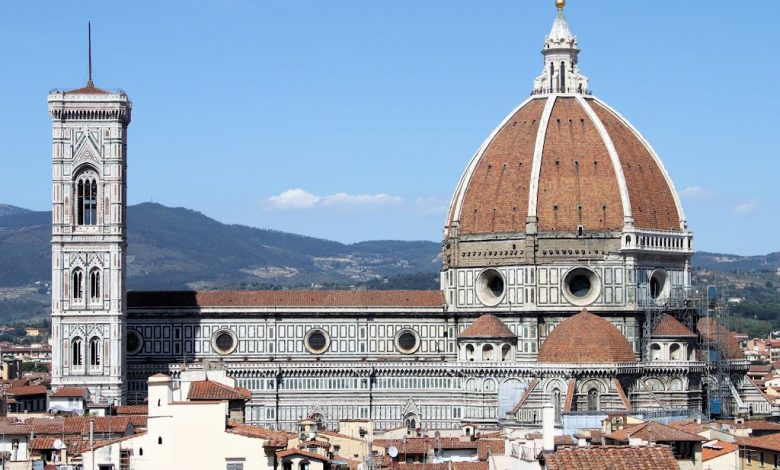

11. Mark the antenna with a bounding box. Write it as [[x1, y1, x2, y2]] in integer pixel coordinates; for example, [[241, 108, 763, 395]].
[[88, 21, 93, 84]]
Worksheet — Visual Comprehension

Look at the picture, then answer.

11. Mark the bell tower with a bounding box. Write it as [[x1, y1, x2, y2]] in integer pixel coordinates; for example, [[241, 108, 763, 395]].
[[48, 74, 131, 403]]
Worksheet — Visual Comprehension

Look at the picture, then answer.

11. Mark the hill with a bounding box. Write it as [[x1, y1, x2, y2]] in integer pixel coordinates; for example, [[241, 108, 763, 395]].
[[0, 204, 30, 217], [692, 251, 780, 273], [0, 202, 441, 290]]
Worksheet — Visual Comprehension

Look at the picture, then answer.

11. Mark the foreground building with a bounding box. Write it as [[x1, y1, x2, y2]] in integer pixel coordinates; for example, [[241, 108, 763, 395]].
[[48, 0, 770, 431]]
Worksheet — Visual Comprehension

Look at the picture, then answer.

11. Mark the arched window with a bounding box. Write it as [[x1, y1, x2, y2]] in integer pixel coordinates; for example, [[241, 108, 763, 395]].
[[75, 170, 99, 226], [587, 388, 599, 411], [650, 343, 662, 361], [89, 268, 101, 301], [72, 269, 84, 301], [670, 343, 682, 361], [501, 344, 511, 362], [89, 337, 101, 368], [553, 389, 562, 423], [670, 378, 684, 391], [71, 337, 83, 367], [465, 344, 475, 362], [158, 436, 163, 445], [482, 344, 494, 362]]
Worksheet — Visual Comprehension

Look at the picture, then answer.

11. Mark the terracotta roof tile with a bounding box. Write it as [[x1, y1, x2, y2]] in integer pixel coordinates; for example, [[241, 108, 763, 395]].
[[115, 404, 148, 415], [128, 290, 445, 309], [65, 81, 110, 95], [543, 445, 679, 470], [188, 380, 252, 401], [51, 387, 89, 398], [26, 416, 132, 435], [7, 385, 48, 396], [398, 463, 488, 470], [652, 314, 697, 337], [277, 448, 330, 461], [227, 422, 288, 447], [604, 421, 705, 443], [702, 440, 738, 461], [538, 309, 636, 363], [458, 314, 515, 339], [697, 318, 744, 359]]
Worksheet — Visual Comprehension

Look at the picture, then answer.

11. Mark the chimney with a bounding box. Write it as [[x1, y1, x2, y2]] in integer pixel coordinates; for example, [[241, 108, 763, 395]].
[[542, 403, 554, 452]]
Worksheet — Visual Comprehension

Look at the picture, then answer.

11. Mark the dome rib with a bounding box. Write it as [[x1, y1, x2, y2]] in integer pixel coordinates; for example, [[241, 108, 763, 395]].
[[538, 309, 636, 364]]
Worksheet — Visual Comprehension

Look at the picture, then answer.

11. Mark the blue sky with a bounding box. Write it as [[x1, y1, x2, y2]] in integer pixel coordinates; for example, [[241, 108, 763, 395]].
[[0, 1, 777, 254]]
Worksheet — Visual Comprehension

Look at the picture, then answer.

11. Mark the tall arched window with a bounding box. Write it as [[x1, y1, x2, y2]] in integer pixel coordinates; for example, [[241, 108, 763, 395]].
[[75, 169, 98, 226], [482, 344, 494, 361], [89, 268, 101, 301], [501, 344, 511, 361], [553, 389, 562, 423], [465, 344, 475, 362], [72, 337, 83, 367], [72, 269, 84, 301], [670, 343, 682, 361], [587, 388, 599, 411], [650, 343, 662, 361], [89, 337, 101, 368]]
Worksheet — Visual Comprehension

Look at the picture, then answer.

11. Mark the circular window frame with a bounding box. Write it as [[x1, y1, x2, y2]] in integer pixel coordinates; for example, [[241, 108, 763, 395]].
[[395, 329, 420, 354], [304, 328, 331, 355], [211, 329, 238, 355], [562, 267, 601, 306], [649, 268, 671, 305], [127, 329, 143, 355], [475, 268, 506, 307]]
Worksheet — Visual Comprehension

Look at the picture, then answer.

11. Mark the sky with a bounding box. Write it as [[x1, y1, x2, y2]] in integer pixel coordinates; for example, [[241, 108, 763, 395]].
[[0, 1, 777, 254]]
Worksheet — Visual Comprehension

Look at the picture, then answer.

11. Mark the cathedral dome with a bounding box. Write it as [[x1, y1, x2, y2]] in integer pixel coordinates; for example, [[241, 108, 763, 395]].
[[538, 309, 636, 363], [445, 5, 684, 239]]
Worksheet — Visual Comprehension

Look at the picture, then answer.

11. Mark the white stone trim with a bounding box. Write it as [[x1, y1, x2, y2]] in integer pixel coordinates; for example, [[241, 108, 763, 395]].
[[590, 97, 687, 230], [445, 95, 538, 236], [576, 95, 634, 227], [526, 95, 557, 222]]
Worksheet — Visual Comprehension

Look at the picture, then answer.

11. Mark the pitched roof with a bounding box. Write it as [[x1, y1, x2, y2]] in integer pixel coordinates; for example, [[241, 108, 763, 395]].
[[276, 448, 330, 461], [227, 422, 288, 447], [188, 380, 252, 401], [0, 420, 32, 435], [65, 81, 110, 95], [6, 384, 48, 396], [115, 404, 148, 415], [26, 416, 132, 435], [51, 387, 89, 398], [666, 420, 709, 435], [29, 437, 60, 450], [398, 463, 488, 470], [538, 309, 636, 363], [702, 440, 738, 461], [604, 421, 705, 443], [128, 290, 445, 309], [697, 318, 744, 359], [652, 314, 697, 337], [458, 314, 516, 339], [543, 445, 679, 470]]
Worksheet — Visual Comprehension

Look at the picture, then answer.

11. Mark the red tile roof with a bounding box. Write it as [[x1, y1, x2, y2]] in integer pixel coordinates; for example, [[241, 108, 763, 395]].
[[538, 309, 636, 363], [188, 380, 252, 401], [458, 314, 515, 339], [398, 463, 488, 470], [115, 404, 148, 415], [543, 445, 679, 470], [29, 437, 60, 450], [613, 379, 633, 412], [128, 290, 446, 308], [227, 422, 288, 447], [604, 421, 705, 443], [652, 314, 697, 337], [26, 416, 132, 435], [65, 81, 110, 95], [7, 385, 48, 396], [51, 387, 89, 398], [510, 378, 539, 414], [277, 448, 330, 461], [0, 420, 32, 435], [702, 440, 738, 461], [697, 318, 744, 359]]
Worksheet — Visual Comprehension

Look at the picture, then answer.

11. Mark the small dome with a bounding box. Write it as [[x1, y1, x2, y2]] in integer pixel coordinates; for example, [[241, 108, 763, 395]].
[[652, 313, 697, 338], [538, 309, 636, 363], [458, 314, 515, 339]]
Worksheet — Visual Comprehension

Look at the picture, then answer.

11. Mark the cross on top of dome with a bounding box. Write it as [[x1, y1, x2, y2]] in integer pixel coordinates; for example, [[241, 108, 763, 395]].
[[532, 0, 590, 96]]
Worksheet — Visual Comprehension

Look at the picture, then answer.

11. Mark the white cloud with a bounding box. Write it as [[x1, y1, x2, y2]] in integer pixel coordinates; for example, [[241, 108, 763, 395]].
[[413, 196, 450, 216], [262, 188, 402, 211], [732, 200, 760, 215], [679, 186, 714, 201]]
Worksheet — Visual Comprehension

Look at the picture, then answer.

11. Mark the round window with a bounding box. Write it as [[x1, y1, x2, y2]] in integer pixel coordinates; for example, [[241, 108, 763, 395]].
[[562, 267, 601, 306], [304, 329, 330, 354], [127, 330, 143, 355], [649, 268, 670, 304], [212, 330, 237, 355], [475, 269, 506, 306], [395, 329, 420, 354]]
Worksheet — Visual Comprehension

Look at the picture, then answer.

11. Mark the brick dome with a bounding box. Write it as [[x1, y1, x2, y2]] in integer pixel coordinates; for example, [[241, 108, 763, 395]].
[[446, 95, 685, 237], [458, 314, 515, 339], [538, 309, 636, 363]]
